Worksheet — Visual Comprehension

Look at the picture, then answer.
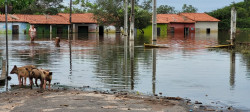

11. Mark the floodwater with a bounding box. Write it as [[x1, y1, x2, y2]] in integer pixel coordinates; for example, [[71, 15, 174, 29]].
[[0, 31, 250, 110]]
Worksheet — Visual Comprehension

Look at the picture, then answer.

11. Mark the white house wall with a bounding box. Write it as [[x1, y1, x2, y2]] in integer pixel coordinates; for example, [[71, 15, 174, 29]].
[[104, 25, 116, 33], [0, 22, 28, 34], [195, 22, 218, 33]]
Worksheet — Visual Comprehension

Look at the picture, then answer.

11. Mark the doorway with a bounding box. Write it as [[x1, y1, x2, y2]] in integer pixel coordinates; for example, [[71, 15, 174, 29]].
[[12, 25, 19, 34], [99, 26, 104, 35], [78, 26, 88, 34], [184, 27, 189, 35]]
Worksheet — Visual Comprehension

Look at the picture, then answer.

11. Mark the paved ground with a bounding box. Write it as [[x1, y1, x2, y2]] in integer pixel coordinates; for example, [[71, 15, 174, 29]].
[[0, 88, 188, 112], [0, 87, 240, 112]]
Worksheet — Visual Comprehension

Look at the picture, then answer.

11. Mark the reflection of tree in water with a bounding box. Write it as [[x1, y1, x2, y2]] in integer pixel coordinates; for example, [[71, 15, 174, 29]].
[[92, 44, 152, 90], [241, 52, 250, 75]]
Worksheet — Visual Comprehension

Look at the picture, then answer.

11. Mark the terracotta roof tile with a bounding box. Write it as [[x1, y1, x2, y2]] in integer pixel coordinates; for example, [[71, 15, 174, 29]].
[[0, 13, 97, 24], [58, 13, 97, 23], [179, 13, 220, 22], [157, 14, 195, 23]]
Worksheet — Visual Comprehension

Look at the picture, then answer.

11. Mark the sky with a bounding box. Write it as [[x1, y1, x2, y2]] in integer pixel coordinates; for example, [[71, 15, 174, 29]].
[[63, 0, 244, 13]]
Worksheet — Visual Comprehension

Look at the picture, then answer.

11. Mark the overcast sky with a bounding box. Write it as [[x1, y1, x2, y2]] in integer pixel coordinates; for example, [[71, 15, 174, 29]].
[[63, 0, 244, 13]]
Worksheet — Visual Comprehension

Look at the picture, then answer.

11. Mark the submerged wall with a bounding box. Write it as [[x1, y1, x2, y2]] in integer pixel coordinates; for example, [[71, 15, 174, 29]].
[[137, 24, 168, 38], [0, 22, 28, 34], [195, 22, 219, 33]]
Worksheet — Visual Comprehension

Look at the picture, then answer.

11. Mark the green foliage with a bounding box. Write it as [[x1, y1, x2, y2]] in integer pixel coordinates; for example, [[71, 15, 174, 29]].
[[208, 1, 250, 30], [157, 5, 176, 14], [134, 7, 151, 33], [84, 0, 151, 32], [181, 4, 198, 13], [0, 0, 63, 14]]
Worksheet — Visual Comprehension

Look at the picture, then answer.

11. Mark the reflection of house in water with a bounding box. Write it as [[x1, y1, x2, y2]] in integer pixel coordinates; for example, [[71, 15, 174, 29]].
[[180, 13, 220, 34]]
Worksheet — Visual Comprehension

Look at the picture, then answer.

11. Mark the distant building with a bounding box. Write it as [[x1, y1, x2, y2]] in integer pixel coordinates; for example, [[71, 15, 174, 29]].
[[157, 14, 195, 35], [179, 13, 220, 33]]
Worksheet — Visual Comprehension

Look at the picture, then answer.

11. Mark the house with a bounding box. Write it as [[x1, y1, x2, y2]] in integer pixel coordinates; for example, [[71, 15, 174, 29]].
[[0, 14, 29, 34], [157, 14, 195, 34], [0, 14, 70, 34], [137, 14, 195, 38], [58, 13, 99, 33], [179, 13, 220, 33]]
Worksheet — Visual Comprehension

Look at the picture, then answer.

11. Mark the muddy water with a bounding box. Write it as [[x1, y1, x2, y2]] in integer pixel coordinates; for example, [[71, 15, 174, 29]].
[[0, 32, 250, 110]]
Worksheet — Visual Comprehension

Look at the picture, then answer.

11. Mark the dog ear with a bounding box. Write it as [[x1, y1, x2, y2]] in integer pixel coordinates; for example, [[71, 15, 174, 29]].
[[14, 65, 17, 69], [49, 72, 52, 75]]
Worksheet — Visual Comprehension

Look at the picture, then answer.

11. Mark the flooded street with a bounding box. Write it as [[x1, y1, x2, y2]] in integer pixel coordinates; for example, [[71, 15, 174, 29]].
[[0, 32, 250, 110]]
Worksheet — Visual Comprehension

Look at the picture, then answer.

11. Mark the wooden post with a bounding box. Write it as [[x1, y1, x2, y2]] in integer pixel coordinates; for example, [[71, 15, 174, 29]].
[[152, 0, 157, 42], [230, 7, 237, 46], [124, 0, 128, 36], [129, 0, 135, 41], [4, 0, 9, 85]]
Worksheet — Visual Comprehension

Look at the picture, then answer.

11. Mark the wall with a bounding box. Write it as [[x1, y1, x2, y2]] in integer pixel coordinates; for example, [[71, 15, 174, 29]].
[[195, 22, 218, 33], [169, 23, 195, 34], [34, 24, 68, 34], [73, 23, 98, 33], [0, 22, 28, 34], [104, 25, 116, 33], [137, 24, 168, 38]]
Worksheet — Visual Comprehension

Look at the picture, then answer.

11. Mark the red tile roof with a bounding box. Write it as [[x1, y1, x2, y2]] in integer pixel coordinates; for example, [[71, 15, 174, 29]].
[[0, 13, 97, 24], [0, 14, 27, 22], [179, 13, 220, 22], [157, 14, 195, 24], [58, 13, 97, 24], [27, 15, 69, 24]]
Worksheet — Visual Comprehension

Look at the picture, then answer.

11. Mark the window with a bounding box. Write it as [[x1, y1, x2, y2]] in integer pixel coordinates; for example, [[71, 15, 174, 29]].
[[170, 27, 174, 33], [157, 27, 161, 36], [206, 28, 210, 34]]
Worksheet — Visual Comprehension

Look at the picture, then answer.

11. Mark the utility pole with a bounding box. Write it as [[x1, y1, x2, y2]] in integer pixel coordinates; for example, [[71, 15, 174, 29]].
[[129, 0, 135, 41], [230, 7, 237, 46], [124, 0, 128, 36], [5, 0, 9, 83], [152, 0, 157, 42], [69, 0, 73, 39]]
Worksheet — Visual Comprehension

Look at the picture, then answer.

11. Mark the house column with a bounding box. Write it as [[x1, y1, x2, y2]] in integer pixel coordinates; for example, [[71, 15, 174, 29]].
[[68, 25, 70, 39], [50, 25, 52, 40], [73, 24, 76, 33]]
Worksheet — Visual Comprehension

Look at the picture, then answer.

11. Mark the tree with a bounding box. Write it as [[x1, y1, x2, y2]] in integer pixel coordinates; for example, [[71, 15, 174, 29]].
[[157, 5, 176, 14], [140, 0, 152, 11], [208, 1, 250, 30], [181, 4, 198, 13], [83, 0, 151, 33], [0, 0, 64, 14], [134, 7, 151, 33]]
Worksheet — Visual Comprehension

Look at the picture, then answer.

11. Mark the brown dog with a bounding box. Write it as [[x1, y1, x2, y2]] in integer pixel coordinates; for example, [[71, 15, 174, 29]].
[[10, 65, 36, 86], [40, 69, 52, 90], [29, 68, 43, 89]]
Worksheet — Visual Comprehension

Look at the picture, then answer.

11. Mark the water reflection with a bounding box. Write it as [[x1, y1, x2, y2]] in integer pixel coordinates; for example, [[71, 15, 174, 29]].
[[152, 48, 156, 94], [230, 51, 235, 89], [0, 32, 250, 110], [129, 39, 134, 90]]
